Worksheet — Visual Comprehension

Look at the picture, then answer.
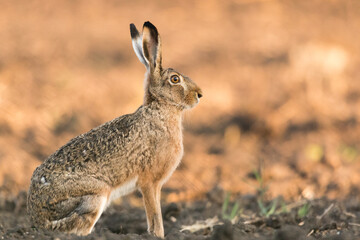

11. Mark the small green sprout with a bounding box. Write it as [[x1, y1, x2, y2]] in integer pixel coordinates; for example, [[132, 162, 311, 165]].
[[297, 203, 310, 218], [258, 197, 278, 217], [222, 192, 241, 222]]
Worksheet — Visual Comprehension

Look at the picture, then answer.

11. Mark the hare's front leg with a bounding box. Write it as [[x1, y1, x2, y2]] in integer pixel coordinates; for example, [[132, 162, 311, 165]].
[[140, 183, 164, 238]]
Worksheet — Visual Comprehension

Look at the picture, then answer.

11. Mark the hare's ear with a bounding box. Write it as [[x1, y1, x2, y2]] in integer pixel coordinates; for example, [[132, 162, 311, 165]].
[[130, 23, 149, 69], [142, 21, 162, 73]]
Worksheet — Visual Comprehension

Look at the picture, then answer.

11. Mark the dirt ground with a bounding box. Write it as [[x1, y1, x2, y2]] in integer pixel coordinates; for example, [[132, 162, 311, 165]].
[[1, 188, 360, 240], [1, 0, 360, 239]]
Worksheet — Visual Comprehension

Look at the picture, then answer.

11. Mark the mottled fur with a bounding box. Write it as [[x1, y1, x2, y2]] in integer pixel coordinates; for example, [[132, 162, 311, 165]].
[[27, 21, 202, 238]]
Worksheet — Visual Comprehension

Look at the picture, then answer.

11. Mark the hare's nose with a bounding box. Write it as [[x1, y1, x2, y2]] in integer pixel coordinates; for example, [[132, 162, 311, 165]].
[[197, 92, 203, 99]]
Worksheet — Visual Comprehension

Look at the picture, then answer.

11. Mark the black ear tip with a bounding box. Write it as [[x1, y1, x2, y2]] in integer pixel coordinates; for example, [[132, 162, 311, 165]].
[[130, 23, 139, 38], [143, 21, 158, 32]]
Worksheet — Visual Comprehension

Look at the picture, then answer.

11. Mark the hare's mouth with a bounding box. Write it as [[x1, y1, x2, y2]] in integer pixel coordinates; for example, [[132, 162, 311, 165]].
[[182, 90, 202, 110], [184, 98, 200, 110]]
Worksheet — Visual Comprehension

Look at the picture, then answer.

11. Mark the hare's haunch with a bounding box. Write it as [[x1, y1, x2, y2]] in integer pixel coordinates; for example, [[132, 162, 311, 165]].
[[27, 21, 202, 238]]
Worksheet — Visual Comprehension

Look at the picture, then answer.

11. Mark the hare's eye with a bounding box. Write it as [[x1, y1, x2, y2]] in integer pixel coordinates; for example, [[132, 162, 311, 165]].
[[170, 75, 180, 84]]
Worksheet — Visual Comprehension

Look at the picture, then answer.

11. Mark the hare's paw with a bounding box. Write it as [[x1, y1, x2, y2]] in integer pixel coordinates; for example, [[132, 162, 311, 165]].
[[50, 195, 107, 236]]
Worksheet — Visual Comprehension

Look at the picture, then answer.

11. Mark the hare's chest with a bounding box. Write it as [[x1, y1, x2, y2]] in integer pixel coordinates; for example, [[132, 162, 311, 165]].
[[157, 134, 183, 186], [157, 126, 183, 159], [159, 150, 182, 186]]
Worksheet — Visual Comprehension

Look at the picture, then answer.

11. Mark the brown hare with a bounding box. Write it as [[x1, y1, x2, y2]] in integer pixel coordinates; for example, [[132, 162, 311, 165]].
[[27, 21, 202, 238]]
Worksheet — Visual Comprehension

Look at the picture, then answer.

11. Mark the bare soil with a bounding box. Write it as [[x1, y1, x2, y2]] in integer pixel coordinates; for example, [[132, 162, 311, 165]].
[[1, 188, 360, 240]]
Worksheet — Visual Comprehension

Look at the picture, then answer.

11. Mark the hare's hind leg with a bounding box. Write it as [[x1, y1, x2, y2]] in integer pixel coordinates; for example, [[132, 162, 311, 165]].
[[50, 195, 107, 236]]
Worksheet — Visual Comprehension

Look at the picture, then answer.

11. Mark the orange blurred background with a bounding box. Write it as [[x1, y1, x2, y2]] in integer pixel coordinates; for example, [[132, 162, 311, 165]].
[[1, 0, 360, 202]]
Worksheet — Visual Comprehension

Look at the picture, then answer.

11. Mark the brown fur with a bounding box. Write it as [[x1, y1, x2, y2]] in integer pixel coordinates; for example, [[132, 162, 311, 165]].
[[27, 21, 202, 238]]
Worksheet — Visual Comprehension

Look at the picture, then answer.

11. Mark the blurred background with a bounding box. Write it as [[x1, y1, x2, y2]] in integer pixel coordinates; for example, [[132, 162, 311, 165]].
[[0, 0, 359, 202]]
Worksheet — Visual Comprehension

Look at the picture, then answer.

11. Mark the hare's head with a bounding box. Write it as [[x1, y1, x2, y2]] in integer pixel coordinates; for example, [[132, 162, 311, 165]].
[[130, 22, 202, 110]]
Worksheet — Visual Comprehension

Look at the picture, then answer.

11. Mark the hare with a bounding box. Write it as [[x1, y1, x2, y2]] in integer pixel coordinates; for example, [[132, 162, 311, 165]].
[[27, 21, 202, 238]]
